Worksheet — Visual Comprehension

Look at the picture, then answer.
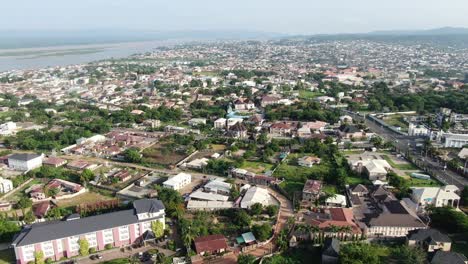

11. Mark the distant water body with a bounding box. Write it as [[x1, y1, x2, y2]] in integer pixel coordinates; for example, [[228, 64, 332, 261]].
[[0, 40, 177, 72]]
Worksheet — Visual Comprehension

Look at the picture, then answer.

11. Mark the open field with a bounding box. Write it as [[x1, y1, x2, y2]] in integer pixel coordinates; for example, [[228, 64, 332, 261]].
[[142, 143, 189, 167], [240, 160, 274, 174], [382, 155, 418, 170], [56, 191, 114, 208], [298, 90, 324, 99], [381, 114, 410, 132]]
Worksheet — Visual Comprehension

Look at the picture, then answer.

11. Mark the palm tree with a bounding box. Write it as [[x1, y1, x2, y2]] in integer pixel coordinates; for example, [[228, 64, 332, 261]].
[[182, 226, 193, 254]]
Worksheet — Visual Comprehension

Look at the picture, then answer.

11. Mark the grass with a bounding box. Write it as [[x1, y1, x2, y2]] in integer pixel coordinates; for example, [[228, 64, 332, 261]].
[[383, 114, 409, 132], [346, 175, 371, 185], [451, 233, 468, 257], [382, 155, 418, 170], [298, 90, 324, 99], [274, 163, 330, 182], [403, 173, 442, 187], [5, 179, 42, 202], [279, 181, 304, 198], [0, 249, 15, 264], [342, 150, 366, 155], [56, 191, 114, 208], [240, 161, 274, 174], [101, 258, 132, 264]]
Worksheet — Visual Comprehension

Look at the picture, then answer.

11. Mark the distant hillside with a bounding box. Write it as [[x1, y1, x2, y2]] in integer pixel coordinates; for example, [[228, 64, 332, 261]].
[[369, 27, 468, 36]]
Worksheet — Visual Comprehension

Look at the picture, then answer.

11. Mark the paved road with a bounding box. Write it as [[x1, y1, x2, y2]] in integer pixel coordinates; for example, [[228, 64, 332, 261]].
[[346, 111, 468, 189]]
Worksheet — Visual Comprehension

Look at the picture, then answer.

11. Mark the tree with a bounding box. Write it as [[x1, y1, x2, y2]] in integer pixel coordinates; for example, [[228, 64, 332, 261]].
[[265, 205, 279, 217], [17, 197, 33, 209], [390, 245, 426, 264], [34, 250, 45, 264], [340, 243, 381, 264], [23, 211, 36, 224], [80, 169, 95, 183], [252, 224, 272, 242], [461, 185, 468, 206], [428, 206, 468, 233], [0, 219, 20, 242], [237, 254, 256, 264], [78, 238, 90, 256], [250, 203, 263, 215], [234, 210, 251, 230], [152, 220, 164, 238], [124, 148, 142, 163]]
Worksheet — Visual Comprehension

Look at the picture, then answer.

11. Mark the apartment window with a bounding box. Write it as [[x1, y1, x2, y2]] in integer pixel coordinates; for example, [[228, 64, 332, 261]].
[[69, 236, 80, 252], [142, 221, 151, 232], [22, 245, 35, 261], [134, 224, 140, 237], [85, 233, 97, 248], [103, 229, 114, 244], [41, 242, 54, 257], [56, 239, 63, 253], [119, 226, 129, 241]]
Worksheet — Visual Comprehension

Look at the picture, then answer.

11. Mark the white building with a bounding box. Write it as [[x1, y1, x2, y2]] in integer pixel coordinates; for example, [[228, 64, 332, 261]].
[[408, 123, 429, 137], [297, 156, 321, 168], [410, 185, 460, 209], [188, 118, 207, 127], [204, 180, 231, 195], [0, 122, 17, 136], [163, 173, 191, 190], [0, 177, 13, 193], [241, 187, 270, 209], [8, 153, 43, 171], [441, 132, 468, 148], [214, 118, 227, 129]]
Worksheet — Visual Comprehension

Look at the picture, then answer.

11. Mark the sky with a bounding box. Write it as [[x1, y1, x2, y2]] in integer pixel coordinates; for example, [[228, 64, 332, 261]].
[[3, 0, 468, 34]]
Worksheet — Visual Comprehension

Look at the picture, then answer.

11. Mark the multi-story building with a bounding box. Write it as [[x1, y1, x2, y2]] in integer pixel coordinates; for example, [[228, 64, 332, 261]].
[[12, 199, 165, 264], [162, 173, 191, 190], [408, 123, 429, 137]]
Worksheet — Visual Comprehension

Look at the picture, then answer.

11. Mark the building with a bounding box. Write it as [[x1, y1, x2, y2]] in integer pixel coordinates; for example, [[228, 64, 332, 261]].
[[241, 187, 271, 209], [408, 123, 429, 137], [0, 122, 17, 136], [430, 251, 467, 264], [322, 238, 340, 264], [214, 118, 227, 129], [410, 185, 460, 209], [43, 157, 67, 168], [163, 173, 191, 190], [188, 118, 207, 127], [367, 200, 426, 237], [297, 156, 321, 168], [8, 153, 43, 171], [351, 159, 392, 181], [0, 177, 13, 193], [325, 194, 347, 208], [12, 199, 165, 264], [302, 180, 322, 202], [193, 234, 228, 256], [407, 229, 452, 252], [441, 132, 468, 148], [301, 208, 361, 234], [228, 122, 247, 139], [204, 180, 231, 195]]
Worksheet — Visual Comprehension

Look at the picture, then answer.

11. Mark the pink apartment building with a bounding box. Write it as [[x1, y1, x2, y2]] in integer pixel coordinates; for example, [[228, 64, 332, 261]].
[[11, 199, 165, 264]]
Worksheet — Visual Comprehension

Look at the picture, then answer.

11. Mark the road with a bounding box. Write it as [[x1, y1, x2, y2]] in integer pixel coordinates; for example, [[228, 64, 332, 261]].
[[346, 111, 468, 189]]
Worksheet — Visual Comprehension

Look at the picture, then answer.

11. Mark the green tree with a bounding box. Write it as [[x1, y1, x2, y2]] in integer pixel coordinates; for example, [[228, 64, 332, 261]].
[[390, 245, 426, 264], [78, 238, 90, 256], [237, 254, 256, 264], [17, 197, 33, 209], [23, 211, 36, 224], [80, 169, 95, 183], [124, 148, 142, 163], [340, 243, 381, 264], [34, 250, 45, 264], [252, 224, 272, 242], [0, 219, 20, 242], [265, 205, 279, 217], [461, 185, 468, 206], [250, 203, 263, 215], [151, 220, 165, 238]]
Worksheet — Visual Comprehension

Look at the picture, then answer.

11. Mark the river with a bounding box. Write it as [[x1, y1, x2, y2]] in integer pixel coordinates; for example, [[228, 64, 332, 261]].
[[0, 40, 177, 72]]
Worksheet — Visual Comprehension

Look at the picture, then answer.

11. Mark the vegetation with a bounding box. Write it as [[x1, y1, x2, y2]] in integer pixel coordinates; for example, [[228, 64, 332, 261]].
[[428, 206, 468, 233], [151, 220, 165, 238], [237, 254, 256, 264], [339, 242, 387, 264], [251, 223, 273, 242], [78, 238, 90, 256]]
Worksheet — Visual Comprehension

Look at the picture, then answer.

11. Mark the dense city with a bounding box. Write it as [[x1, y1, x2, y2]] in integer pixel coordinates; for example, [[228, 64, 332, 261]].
[[0, 36, 467, 264]]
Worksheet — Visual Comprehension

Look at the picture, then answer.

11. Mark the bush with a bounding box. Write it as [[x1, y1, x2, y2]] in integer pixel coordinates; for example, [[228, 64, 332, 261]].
[[45, 258, 53, 264], [105, 243, 113, 250], [89, 247, 97, 254]]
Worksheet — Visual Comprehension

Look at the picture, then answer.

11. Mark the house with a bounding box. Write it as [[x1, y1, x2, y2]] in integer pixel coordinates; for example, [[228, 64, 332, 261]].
[[430, 251, 467, 264], [338, 125, 367, 139], [228, 122, 247, 139], [234, 98, 255, 111], [367, 200, 427, 237], [32, 202, 51, 220], [325, 194, 347, 207], [188, 118, 207, 127], [111, 170, 132, 182], [214, 118, 227, 129], [11, 199, 165, 264], [66, 160, 96, 171], [0, 122, 17, 136], [410, 185, 460, 209], [349, 184, 368, 197], [407, 229, 452, 252], [297, 156, 321, 167], [204, 180, 231, 195], [241, 187, 271, 209], [163, 173, 191, 190], [0, 177, 13, 193], [302, 180, 322, 202], [351, 159, 392, 181], [301, 208, 361, 234], [193, 234, 228, 256], [0, 202, 12, 212], [322, 238, 340, 264], [8, 153, 43, 171], [43, 157, 67, 168], [261, 95, 280, 107], [269, 121, 298, 137]]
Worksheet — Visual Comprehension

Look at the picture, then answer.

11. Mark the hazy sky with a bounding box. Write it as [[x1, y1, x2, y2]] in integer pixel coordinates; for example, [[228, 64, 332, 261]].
[[3, 0, 468, 34]]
